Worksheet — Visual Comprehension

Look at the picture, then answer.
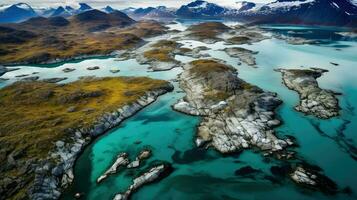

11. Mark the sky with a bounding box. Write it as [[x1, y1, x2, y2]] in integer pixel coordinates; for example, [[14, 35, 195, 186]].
[[0, 0, 273, 9]]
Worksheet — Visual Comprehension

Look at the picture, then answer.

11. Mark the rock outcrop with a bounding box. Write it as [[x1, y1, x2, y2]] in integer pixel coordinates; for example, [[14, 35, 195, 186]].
[[97, 153, 129, 183], [277, 68, 340, 119], [173, 59, 290, 154], [290, 164, 338, 194], [127, 149, 152, 169], [113, 163, 173, 200]]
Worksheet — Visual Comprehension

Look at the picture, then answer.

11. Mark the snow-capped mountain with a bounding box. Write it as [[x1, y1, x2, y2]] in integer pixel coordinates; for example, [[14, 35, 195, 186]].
[[175, 0, 357, 27], [144, 6, 176, 19], [228, 0, 357, 27], [0, 3, 37, 23], [176, 0, 227, 18], [123, 6, 175, 19]]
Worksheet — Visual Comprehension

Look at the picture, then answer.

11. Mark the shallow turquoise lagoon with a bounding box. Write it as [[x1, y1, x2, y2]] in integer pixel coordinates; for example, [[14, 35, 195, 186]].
[[1, 23, 357, 200]]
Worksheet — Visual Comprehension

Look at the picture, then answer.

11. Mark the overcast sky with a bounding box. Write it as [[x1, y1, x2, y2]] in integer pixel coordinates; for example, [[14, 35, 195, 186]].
[[1, 0, 273, 9]]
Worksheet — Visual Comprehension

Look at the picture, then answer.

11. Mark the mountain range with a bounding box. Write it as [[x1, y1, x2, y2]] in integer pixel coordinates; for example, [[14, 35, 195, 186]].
[[0, 0, 356, 27], [0, 3, 117, 23]]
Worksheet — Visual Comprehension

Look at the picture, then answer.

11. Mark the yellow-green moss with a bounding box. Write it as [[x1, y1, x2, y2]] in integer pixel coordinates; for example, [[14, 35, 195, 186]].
[[0, 77, 169, 199], [189, 59, 233, 75], [143, 40, 180, 62]]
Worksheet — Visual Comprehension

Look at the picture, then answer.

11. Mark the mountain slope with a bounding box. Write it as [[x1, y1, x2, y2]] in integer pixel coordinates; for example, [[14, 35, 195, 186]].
[[0, 3, 37, 23], [231, 0, 357, 27]]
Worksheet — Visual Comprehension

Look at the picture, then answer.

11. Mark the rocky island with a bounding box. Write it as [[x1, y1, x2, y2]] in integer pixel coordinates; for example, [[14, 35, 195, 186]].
[[173, 59, 289, 153], [184, 22, 232, 43], [223, 47, 258, 67], [0, 76, 173, 199], [276, 68, 340, 119]]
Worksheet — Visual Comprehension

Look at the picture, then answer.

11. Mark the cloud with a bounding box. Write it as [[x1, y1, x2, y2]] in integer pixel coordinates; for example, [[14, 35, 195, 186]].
[[2, 0, 273, 9]]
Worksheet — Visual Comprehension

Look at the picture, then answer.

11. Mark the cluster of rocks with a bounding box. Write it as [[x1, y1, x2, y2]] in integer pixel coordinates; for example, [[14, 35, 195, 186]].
[[173, 60, 291, 154], [276, 68, 340, 119], [97, 149, 152, 183], [289, 164, 338, 194], [223, 47, 258, 67], [290, 166, 317, 186], [127, 149, 152, 169], [113, 163, 173, 200], [29, 83, 174, 200]]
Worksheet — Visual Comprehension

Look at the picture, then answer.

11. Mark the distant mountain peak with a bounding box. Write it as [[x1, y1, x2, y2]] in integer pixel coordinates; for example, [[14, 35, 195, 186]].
[[103, 6, 115, 13], [78, 3, 92, 11]]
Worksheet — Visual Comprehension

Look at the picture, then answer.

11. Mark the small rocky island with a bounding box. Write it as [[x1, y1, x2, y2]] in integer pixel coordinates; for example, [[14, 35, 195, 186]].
[[223, 47, 258, 67], [0, 76, 173, 199], [276, 68, 340, 119]]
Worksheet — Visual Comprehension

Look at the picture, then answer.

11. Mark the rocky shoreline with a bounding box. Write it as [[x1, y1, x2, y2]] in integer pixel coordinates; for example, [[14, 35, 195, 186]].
[[29, 84, 174, 200], [276, 68, 340, 119]]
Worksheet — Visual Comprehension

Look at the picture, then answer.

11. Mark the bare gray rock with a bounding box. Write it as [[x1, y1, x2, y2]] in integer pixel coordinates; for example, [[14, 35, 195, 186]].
[[277, 68, 340, 119], [97, 153, 129, 183], [113, 163, 173, 200], [173, 60, 291, 154]]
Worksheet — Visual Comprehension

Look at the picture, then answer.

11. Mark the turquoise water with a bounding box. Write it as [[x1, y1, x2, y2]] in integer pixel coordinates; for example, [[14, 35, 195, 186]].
[[1, 23, 357, 200]]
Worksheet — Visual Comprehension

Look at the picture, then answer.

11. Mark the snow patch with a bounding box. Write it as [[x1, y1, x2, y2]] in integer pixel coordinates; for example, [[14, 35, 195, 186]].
[[15, 3, 32, 10], [266, 0, 315, 9], [331, 2, 340, 9]]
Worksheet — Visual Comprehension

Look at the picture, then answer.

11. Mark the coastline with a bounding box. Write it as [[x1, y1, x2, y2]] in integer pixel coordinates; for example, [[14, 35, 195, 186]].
[[29, 84, 174, 200]]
